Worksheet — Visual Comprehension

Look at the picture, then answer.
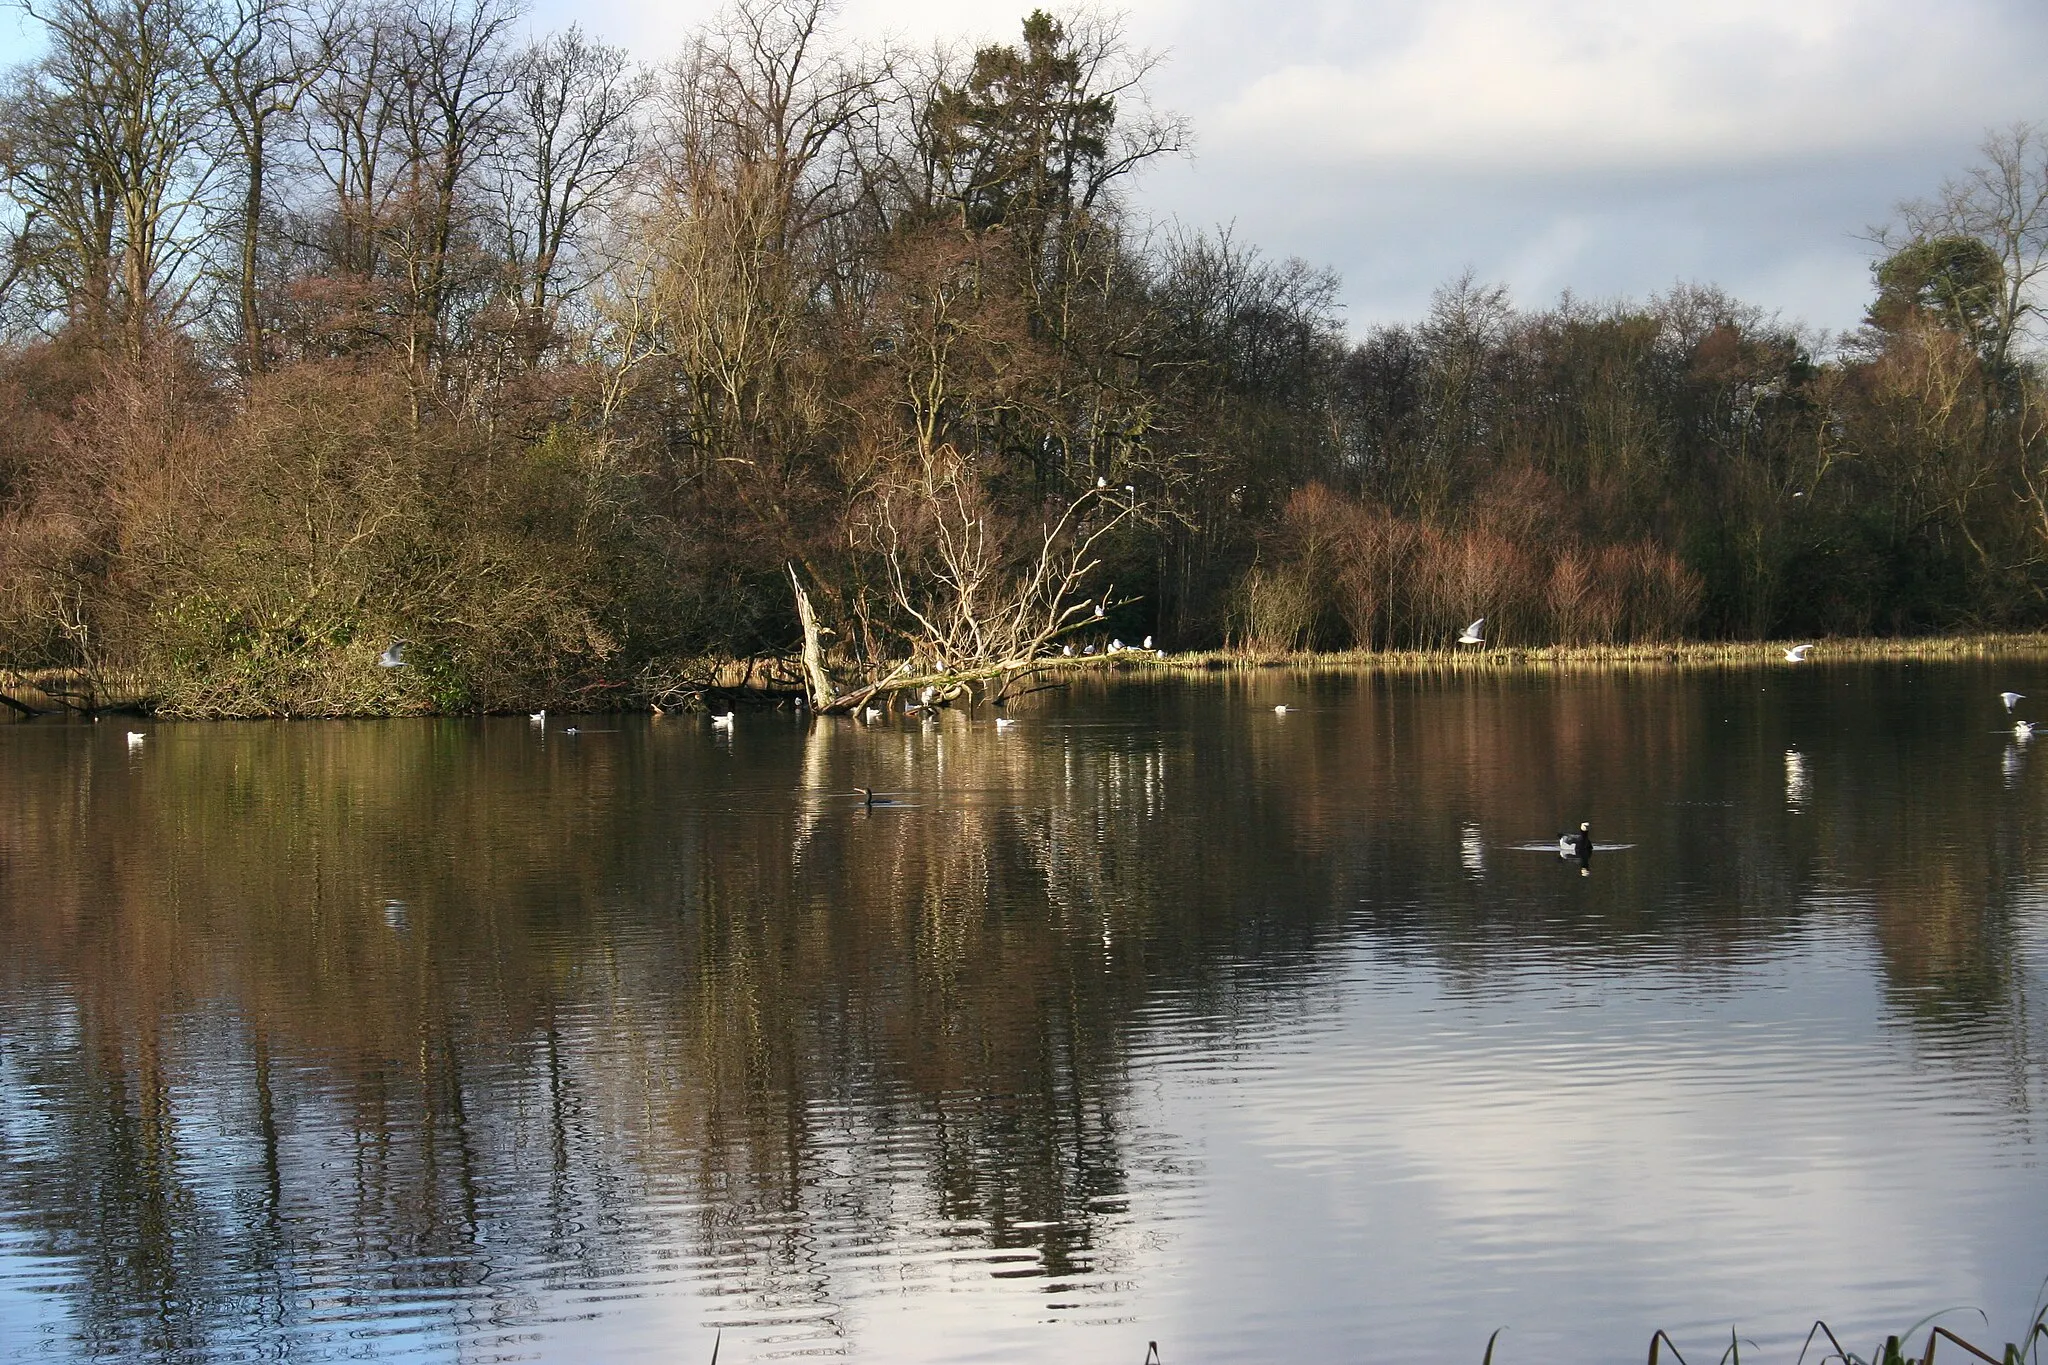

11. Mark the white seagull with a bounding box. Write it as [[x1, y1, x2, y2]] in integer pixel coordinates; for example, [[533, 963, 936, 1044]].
[[1273, 704, 1290, 715], [711, 712, 735, 730], [1783, 644, 1815, 662], [2002, 691, 2025, 712], [863, 706, 882, 722], [1457, 618, 1485, 646], [126, 730, 146, 748], [377, 640, 408, 668], [530, 709, 546, 724], [995, 716, 1016, 729], [2018, 720, 2036, 741], [1143, 635, 1153, 650]]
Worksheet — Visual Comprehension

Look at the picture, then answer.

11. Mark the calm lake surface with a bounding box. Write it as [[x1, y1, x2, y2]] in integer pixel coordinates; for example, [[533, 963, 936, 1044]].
[[3, 664, 2047, 1363]]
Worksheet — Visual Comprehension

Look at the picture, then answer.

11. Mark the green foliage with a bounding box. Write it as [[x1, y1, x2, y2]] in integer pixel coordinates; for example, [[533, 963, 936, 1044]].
[[1868, 235, 2005, 349]]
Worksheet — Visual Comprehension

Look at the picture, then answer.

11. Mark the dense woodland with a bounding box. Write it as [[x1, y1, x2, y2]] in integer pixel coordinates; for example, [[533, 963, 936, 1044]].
[[1, 0, 2046, 714]]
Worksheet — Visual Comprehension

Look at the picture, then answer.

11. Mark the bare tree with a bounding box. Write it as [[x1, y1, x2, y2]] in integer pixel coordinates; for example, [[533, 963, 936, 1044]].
[[494, 27, 647, 359], [6, 0, 216, 348], [1885, 122, 2048, 373], [187, 0, 335, 372]]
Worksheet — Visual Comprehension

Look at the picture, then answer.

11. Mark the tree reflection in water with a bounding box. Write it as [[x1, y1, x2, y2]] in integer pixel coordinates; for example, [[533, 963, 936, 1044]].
[[0, 665, 2042, 1359]]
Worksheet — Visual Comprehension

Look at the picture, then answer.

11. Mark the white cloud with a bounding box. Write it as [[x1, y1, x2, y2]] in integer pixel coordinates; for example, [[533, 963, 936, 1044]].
[[1205, 0, 2032, 171]]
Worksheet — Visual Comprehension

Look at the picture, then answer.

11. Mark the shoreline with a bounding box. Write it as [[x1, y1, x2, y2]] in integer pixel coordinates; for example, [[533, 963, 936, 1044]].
[[8, 633, 2048, 720], [1139, 631, 2048, 674]]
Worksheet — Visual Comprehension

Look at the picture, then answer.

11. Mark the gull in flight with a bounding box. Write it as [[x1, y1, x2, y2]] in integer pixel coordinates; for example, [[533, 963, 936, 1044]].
[[1457, 618, 1485, 646], [377, 640, 408, 668], [1783, 644, 1814, 662], [2017, 720, 2036, 741], [2002, 691, 2025, 712]]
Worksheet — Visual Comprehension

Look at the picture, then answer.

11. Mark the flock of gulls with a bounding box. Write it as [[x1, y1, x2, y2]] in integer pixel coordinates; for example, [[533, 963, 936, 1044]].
[[109, 635, 2042, 858]]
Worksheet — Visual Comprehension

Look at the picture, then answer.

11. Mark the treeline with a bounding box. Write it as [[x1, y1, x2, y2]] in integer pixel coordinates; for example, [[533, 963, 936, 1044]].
[[0, 0, 2044, 713]]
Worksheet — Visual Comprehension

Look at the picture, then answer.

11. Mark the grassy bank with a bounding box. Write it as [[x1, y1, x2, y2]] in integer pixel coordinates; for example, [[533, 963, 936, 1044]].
[[10, 633, 2048, 719], [1137, 632, 2048, 676]]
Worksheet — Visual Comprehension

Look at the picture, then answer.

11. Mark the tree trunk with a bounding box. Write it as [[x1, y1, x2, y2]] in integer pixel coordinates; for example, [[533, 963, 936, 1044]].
[[789, 563, 835, 709]]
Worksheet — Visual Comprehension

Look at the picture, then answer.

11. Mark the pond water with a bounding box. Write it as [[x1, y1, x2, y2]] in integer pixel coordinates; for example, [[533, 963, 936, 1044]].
[[2, 664, 2046, 1364]]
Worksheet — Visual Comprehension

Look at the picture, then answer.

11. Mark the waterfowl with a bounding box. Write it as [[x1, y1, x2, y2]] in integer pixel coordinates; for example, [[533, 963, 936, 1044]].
[[1457, 618, 1485, 646], [1783, 644, 1814, 662], [530, 709, 546, 723], [2002, 691, 2025, 712], [377, 640, 408, 668], [711, 712, 735, 729], [995, 716, 1016, 729], [2017, 720, 2036, 740], [1571, 821, 1593, 875], [1273, 704, 1289, 714], [1143, 635, 1154, 650], [126, 731, 146, 747]]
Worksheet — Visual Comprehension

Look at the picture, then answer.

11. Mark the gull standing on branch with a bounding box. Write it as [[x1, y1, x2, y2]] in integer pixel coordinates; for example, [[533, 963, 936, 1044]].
[[1457, 618, 1485, 646]]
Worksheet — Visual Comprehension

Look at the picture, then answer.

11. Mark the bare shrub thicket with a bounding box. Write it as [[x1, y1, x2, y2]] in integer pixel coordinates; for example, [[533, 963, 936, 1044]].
[[1238, 481, 1706, 650]]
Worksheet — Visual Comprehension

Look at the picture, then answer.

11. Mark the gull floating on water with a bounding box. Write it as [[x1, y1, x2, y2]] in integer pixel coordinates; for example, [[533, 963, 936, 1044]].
[[711, 712, 734, 729], [1457, 618, 1485, 646], [1273, 704, 1290, 714], [2002, 691, 2025, 712], [863, 706, 882, 721], [377, 640, 408, 668], [2017, 720, 2036, 740], [1061, 645, 1074, 657], [529, 709, 545, 724], [1783, 644, 1814, 662], [995, 716, 1016, 729], [126, 731, 145, 747]]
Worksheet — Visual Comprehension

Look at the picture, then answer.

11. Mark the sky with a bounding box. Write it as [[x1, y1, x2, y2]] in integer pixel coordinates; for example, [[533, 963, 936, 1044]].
[[5, 0, 2046, 340]]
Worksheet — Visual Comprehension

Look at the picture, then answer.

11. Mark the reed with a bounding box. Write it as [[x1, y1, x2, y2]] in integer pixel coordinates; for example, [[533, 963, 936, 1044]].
[[1125, 632, 2048, 677]]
